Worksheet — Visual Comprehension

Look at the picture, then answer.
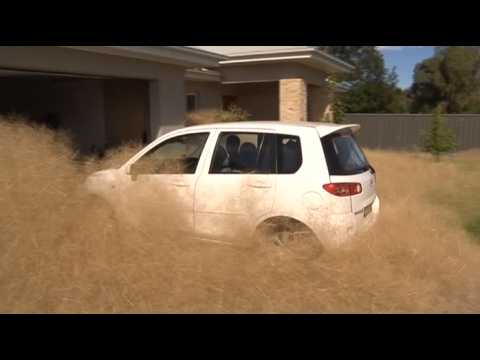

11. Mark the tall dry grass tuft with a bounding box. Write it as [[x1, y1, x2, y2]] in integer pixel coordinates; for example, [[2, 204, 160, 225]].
[[186, 105, 250, 126], [1, 114, 480, 313]]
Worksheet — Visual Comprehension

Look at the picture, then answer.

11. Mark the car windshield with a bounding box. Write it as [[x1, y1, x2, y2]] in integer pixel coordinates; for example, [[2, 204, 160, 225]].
[[321, 131, 369, 175]]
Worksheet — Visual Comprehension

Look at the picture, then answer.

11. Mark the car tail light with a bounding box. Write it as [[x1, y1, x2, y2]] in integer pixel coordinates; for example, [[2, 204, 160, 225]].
[[323, 183, 362, 197]]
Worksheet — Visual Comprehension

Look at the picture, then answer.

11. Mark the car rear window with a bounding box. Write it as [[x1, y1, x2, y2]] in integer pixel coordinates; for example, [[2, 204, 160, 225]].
[[277, 135, 302, 174], [321, 131, 369, 175]]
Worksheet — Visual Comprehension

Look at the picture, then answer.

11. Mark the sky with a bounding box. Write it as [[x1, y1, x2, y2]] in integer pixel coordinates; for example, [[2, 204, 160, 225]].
[[377, 46, 435, 89]]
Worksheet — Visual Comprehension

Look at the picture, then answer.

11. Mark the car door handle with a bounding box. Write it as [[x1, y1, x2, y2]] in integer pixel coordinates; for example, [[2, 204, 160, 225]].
[[248, 182, 272, 189], [169, 176, 189, 187]]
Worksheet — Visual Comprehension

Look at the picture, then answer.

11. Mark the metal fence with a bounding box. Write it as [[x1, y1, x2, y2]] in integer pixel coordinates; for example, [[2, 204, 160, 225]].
[[344, 113, 480, 151]]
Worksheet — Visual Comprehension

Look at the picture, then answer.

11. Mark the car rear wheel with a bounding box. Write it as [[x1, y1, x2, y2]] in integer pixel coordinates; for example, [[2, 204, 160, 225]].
[[256, 219, 323, 261]]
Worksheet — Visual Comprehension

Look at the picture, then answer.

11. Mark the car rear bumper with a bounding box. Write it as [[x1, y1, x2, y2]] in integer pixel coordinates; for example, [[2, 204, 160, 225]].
[[311, 195, 380, 249], [358, 195, 380, 231]]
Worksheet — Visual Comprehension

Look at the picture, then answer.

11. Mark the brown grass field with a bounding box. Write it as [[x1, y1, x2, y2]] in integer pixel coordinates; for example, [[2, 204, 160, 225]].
[[1, 114, 480, 313]]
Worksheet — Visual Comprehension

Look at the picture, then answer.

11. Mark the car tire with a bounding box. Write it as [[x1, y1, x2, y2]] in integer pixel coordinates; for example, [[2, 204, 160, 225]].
[[256, 218, 323, 261]]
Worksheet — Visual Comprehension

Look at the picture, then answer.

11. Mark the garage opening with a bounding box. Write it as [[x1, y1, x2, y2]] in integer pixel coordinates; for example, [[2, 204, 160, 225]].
[[0, 69, 150, 155]]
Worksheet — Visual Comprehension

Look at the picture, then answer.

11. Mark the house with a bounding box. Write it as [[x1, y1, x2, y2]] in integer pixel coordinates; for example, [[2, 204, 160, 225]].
[[0, 46, 353, 153]]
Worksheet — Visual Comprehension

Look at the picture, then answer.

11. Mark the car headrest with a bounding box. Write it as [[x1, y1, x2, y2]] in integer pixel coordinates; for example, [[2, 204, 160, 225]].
[[282, 140, 300, 173], [239, 142, 257, 170], [212, 146, 228, 171]]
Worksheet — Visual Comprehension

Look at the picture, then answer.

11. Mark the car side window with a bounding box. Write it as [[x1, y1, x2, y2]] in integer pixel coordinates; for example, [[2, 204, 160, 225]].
[[210, 132, 276, 174], [277, 135, 302, 174], [130, 132, 209, 175]]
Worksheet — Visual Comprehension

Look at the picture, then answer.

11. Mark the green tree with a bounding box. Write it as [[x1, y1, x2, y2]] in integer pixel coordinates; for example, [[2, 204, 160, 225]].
[[422, 105, 457, 160], [325, 73, 345, 123], [410, 46, 480, 113], [318, 46, 389, 84], [318, 46, 409, 113]]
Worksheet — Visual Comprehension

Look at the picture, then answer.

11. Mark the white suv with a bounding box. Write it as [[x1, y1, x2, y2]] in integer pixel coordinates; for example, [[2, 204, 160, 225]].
[[85, 121, 380, 254]]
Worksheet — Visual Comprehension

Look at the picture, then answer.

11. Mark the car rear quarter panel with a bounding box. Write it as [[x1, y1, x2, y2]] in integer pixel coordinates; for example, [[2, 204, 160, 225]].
[[270, 128, 331, 222]]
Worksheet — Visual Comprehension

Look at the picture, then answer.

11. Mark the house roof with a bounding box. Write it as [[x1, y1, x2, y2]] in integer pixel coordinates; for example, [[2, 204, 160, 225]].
[[61, 46, 224, 68], [61, 46, 353, 75], [189, 46, 354, 74], [185, 68, 222, 82], [189, 46, 313, 56]]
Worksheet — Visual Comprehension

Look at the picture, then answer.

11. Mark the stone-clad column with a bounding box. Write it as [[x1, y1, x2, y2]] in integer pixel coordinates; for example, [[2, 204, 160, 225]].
[[279, 78, 307, 122]]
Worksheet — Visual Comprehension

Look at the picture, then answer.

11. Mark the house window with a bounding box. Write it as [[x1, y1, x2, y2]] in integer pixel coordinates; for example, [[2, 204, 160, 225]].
[[222, 95, 238, 111], [186, 93, 197, 112]]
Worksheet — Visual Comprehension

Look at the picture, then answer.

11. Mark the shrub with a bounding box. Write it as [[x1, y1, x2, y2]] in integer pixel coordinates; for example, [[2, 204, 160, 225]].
[[325, 75, 345, 124], [422, 105, 457, 160], [331, 95, 346, 124], [186, 105, 250, 126]]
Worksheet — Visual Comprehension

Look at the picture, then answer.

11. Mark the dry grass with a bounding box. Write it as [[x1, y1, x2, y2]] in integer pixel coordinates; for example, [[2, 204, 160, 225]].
[[1, 114, 480, 313], [186, 106, 250, 126]]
